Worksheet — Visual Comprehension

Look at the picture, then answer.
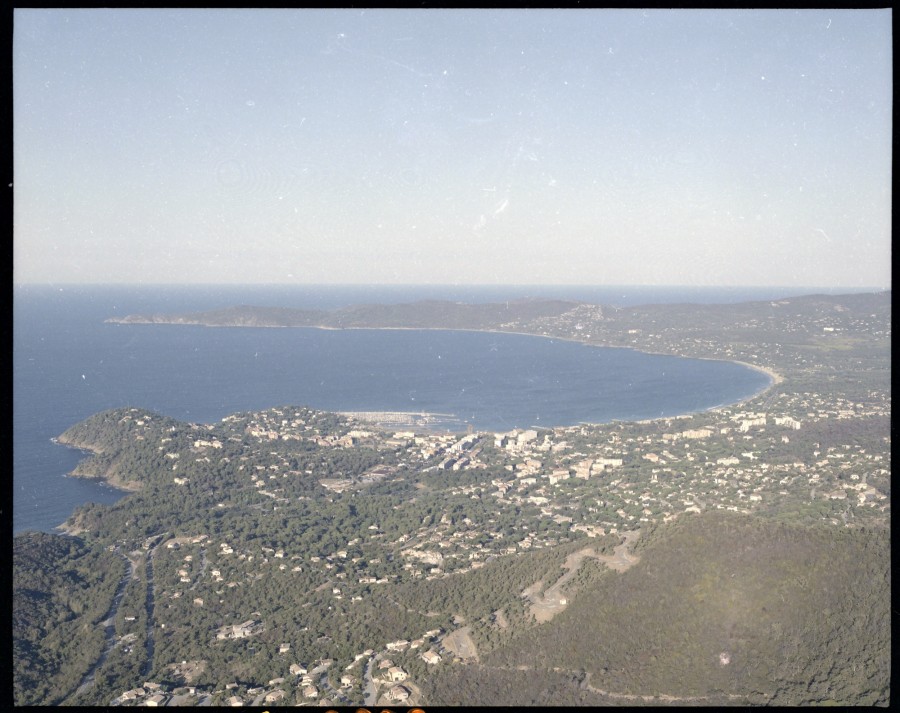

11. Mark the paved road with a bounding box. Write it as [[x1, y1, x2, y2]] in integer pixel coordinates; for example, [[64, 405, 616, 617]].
[[362, 656, 378, 705], [72, 550, 135, 698], [189, 546, 208, 591], [139, 536, 168, 678]]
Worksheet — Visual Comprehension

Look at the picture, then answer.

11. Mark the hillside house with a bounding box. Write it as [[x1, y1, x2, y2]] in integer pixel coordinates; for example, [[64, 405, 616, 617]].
[[387, 666, 408, 682], [388, 685, 411, 702]]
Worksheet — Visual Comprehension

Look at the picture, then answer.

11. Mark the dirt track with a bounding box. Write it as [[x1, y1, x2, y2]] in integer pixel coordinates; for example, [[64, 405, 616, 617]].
[[526, 530, 641, 623]]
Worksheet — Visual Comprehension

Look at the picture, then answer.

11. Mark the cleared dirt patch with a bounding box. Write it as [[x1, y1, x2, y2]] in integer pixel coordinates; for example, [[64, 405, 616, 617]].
[[525, 530, 641, 623], [165, 660, 207, 684], [443, 625, 479, 662]]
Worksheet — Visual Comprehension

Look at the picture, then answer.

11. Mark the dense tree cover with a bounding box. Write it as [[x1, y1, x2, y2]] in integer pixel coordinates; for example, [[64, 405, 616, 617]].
[[66, 553, 155, 706], [417, 665, 634, 706], [484, 512, 890, 706], [394, 540, 584, 623], [88, 576, 150, 703], [26, 393, 889, 707], [13, 533, 124, 705]]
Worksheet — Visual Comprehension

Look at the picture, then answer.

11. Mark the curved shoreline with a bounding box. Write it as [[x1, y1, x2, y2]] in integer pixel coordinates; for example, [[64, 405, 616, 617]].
[[49, 318, 782, 533], [105, 320, 784, 429], [304, 324, 784, 425], [731, 359, 783, 385], [107, 314, 783, 387]]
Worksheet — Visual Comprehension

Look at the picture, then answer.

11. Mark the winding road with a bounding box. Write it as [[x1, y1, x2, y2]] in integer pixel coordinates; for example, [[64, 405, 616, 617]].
[[526, 529, 641, 623]]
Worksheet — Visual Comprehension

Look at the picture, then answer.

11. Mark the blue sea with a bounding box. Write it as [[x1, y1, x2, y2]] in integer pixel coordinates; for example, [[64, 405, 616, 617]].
[[12, 283, 868, 535]]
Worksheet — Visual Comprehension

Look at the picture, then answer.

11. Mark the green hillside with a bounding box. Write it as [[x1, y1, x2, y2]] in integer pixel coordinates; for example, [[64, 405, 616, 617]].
[[13, 533, 124, 705], [426, 511, 890, 706]]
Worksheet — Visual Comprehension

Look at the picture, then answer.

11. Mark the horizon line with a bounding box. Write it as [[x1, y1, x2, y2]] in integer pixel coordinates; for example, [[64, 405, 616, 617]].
[[12, 282, 891, 291]]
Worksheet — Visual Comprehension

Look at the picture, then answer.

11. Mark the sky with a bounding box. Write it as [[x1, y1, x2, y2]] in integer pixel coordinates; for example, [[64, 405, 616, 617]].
[[13, 8, 892, 287]]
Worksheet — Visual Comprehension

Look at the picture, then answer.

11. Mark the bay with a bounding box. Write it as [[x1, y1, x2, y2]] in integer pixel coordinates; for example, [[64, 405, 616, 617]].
[[13, 283, 859, 535]]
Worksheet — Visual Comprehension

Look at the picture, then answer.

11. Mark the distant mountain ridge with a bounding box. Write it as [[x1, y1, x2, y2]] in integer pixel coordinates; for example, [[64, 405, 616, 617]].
[[106, 297, 583, 329], [106, 291, 890, 331]]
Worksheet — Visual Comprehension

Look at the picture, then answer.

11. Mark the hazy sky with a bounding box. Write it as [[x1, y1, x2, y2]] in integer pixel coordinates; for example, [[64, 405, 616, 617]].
[[13, 8, 892, 287]]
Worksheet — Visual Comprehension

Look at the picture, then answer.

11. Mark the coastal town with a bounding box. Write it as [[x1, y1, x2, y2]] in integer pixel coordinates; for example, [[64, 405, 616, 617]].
[[71, 383, 888, 706], [16, 291, 890, 706], [13, 3, 892, 706]]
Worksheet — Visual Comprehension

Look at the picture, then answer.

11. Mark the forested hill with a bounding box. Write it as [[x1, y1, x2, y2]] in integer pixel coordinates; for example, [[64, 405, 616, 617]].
[[56, 408, 191, 489], [57, 408, 179, 453], [427, 511, 891, 706], [14, 532, 124, 706]]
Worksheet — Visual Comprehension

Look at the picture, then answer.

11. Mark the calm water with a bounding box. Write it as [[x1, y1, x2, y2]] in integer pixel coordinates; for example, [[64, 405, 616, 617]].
[[13, 283, 859, 534]]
